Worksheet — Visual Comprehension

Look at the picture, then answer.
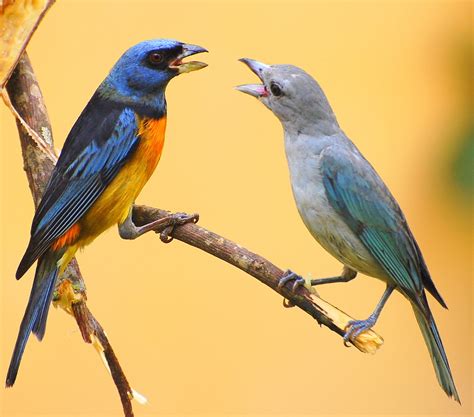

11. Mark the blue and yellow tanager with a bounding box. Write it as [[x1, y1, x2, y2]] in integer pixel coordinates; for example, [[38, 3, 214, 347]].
[[237, 59, 459, 402], [6, 39, 207, 387]]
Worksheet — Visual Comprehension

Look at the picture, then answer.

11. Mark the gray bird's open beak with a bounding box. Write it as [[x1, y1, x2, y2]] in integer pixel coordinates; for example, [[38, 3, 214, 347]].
[[236, 58, 270, 97], [170, 43, 208, 74]]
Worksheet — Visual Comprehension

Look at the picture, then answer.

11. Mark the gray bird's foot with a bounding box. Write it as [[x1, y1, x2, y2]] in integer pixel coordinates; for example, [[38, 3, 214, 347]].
[[343, 284, 394, 345], [343, 315, 377, 344], [119, 209, 198, 241], [278, 270, 305, 292]]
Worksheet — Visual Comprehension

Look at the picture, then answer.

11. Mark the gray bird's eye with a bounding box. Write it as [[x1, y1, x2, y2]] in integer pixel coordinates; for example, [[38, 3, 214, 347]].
[[270, 82, 283, 96]]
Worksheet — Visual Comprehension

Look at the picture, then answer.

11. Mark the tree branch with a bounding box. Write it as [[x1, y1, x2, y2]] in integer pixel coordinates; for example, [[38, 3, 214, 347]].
[[7, 53, 137, 417], [132, 206, 383, 353]]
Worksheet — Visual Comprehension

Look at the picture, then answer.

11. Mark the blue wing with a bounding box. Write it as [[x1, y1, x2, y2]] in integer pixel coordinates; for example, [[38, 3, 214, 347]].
[[17, 92, 139, 278], [320, 145, 446, 311]]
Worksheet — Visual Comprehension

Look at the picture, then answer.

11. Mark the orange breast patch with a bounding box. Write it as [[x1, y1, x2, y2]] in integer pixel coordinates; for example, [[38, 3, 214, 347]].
[[137, 116, 167, 177]]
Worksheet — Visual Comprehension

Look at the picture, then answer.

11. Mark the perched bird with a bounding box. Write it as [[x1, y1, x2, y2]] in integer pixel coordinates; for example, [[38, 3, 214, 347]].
[[7, 39, 207, 387], [237, 58, 459, 402]]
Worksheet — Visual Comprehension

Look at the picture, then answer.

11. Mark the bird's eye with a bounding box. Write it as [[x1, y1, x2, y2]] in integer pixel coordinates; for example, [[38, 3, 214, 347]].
[[148, 52, 164, 65], [270, 82, 283, 96]]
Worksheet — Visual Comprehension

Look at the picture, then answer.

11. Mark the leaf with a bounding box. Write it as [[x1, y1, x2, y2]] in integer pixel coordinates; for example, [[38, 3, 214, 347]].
[[0, 0, 57, 160], [0, 0, 55, 88]]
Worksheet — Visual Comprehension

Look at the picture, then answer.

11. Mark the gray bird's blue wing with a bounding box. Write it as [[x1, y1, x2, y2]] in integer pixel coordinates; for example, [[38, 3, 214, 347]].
[[320, 145, 446, 312]]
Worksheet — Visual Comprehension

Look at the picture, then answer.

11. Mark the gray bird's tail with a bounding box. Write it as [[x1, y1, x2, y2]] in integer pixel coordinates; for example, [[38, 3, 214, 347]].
[[6, 250, 61, 387], [413, 301, 460, 403]]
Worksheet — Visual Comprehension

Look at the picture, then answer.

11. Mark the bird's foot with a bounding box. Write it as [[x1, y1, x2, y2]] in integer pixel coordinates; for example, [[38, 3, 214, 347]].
[[278, 271, 320, 307], [159, 212, 199, 243], [119, 211, 198, 241], [278, 270, 306, 292], [343, 315, 377, 344]]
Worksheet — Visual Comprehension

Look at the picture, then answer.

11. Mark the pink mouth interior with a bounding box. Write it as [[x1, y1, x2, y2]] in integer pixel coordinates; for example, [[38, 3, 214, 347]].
[[256, 85, 269, 97], [169, 58, 183, 68]]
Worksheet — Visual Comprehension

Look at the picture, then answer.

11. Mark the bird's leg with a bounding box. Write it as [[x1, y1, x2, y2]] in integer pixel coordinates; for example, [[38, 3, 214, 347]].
[[278, 266, 357, 292], [310, 266, 357, 286], [118, 206, 199, 242], [343, 284, 395, 344]]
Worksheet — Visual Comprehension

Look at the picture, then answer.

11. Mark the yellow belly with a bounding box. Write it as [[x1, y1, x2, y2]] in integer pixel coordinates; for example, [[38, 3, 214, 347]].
[[59, 116, 167, 268]]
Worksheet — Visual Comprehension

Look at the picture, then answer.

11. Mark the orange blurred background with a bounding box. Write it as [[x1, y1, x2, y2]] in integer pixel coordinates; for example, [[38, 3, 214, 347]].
[[0, 0, 472, 416]]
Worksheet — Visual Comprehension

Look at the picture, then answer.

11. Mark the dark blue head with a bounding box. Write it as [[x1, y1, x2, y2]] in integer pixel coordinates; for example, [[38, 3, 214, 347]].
[[99, 39, 207, 117]]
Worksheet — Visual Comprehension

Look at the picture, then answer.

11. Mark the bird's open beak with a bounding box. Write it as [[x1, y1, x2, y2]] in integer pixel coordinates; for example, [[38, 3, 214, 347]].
[[170, 43, 208, 74], [236, 58, 270, 97]]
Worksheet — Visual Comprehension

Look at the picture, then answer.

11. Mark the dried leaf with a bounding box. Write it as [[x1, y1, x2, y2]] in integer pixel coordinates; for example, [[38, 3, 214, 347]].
[[0, 1, 57, 160], [0, 0, 55, 87]]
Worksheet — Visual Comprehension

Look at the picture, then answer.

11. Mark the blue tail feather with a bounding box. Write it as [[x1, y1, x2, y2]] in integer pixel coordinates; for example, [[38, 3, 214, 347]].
[[32, 271, 58, 341], [6, 252, 60, 387], [413, 303, 460, 403]]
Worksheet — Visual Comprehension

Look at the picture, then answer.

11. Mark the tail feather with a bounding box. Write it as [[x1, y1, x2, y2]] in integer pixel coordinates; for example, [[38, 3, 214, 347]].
[[6, 252, 60, 387], [413, 305, 460, 403], [31, 271, 58, 340]]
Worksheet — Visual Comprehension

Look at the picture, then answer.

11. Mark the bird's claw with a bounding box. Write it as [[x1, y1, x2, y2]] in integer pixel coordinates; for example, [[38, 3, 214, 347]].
[[159, 212, 199, 243], [278, 270, 305, 292], [343, 316, 377, 344], [279, 270, 311, 306]]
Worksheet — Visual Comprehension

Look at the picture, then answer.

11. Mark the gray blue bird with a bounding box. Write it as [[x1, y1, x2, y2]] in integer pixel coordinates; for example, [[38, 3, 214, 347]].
[[237, 58, 460, 403]]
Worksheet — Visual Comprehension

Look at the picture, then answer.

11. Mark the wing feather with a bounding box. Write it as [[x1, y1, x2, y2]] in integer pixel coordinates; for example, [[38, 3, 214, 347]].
[[17, 93, 139, 278], [320, 145, 443, 312]]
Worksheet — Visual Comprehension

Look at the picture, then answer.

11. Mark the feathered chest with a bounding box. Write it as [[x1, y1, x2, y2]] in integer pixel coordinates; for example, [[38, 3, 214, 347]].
[[284, 134, 385, 278], [136, 116, 167, 176], [77, 115, 167, 238]]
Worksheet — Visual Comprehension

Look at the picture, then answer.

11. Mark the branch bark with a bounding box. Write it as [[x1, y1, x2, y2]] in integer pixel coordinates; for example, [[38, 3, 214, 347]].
[[6, 48, 384, 417]]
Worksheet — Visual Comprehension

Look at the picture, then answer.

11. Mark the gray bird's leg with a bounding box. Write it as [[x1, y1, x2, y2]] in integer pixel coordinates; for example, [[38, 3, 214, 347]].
[[118, 206, 198, 241], [343, 284, 395, 344], [310, 266, 357, 286], [278, 266, 357, 292]]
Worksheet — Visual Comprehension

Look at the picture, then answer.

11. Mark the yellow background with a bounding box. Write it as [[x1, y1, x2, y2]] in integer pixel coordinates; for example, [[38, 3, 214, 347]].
[[0, 0, 472, 416]]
